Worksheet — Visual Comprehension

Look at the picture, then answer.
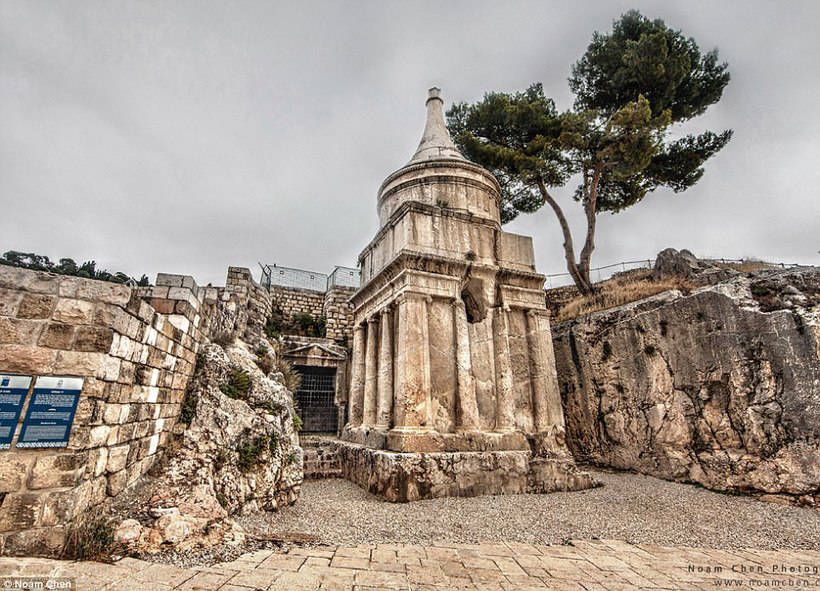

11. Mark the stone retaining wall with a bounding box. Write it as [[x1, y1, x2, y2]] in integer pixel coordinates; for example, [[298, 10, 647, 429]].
[[0, 265, 271, 555], [322, 286, 355, 344], [269, 285, 324, 321]]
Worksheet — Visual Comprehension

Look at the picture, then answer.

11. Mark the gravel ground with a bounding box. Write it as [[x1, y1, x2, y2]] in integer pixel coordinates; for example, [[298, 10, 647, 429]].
[[239, 470, 820, 551]]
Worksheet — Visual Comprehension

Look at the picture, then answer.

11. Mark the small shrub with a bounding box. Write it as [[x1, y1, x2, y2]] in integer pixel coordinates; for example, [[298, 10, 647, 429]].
[[465, 250, 477, 262], [63, 517, 117, 561], [644, 344, 656, 355], [436, 199, 451, 209], [292, 412, 303, 433], [220, 366, 251, 400], [215, 492, 228, 508], [179, 388, 199, 425], [293, 313, 327, 338], [212, 330, 236, 347], [264, 312, 284, 339], [256, 354, 274, 375], [274, 357, 302, 392], [236, 434, 278, 473], [258, 399, 287, 414]]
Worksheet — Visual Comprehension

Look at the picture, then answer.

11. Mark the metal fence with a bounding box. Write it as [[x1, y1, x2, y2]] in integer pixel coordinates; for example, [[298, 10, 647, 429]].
[[327, 266, 360, 289], [544, 258, 806, 289], [259, 263, 360, 292], [545, 259, 653, 288], [260, 264, 328, 291]]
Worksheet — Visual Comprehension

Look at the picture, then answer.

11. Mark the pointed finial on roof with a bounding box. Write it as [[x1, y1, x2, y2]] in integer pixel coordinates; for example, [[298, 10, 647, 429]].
[[408, 87, 466, 164]]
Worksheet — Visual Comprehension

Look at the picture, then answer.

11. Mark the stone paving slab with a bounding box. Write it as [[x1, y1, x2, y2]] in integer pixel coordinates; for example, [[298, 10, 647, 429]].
[[1, 540, 818, 590]]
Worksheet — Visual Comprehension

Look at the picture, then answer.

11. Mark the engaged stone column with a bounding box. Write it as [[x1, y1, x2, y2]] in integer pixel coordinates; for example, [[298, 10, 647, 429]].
[[391, 292, 431, 431], [348, 322, 366, 427], [493, 305, 515, 432], [362, 315, 379, 427], [376, 306, 394, 429], [526, 309, 565, 431], [453, 299, 479, 430]]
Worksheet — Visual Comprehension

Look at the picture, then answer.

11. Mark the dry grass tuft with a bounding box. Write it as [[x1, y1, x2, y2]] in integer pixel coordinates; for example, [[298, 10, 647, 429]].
[[713, 261, 777, 273], [555, 270, 694, 322]]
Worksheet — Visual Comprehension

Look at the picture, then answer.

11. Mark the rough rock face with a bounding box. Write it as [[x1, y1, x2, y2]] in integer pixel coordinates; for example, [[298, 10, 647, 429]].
[[653, 248, 737, 285], [113, 338, 303, 552], [553, 268, 819, 503]]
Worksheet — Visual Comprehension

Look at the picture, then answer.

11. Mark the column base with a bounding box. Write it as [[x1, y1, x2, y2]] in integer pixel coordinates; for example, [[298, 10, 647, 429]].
[[386, 428, 530, 453], [336, 441, 599, 502], [341, 424, 388, 449]]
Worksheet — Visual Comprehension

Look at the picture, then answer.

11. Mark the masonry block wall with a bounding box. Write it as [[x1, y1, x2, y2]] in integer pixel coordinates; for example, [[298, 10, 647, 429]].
[[223, 267, 273, 338], [269, 285, 325, 321], [323, 286, 356, 344], [0, 265, 270, 556]]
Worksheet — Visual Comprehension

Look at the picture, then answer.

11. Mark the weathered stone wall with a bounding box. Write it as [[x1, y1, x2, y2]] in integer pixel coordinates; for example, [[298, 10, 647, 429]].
[[0, 265, 276, 555], [223, 267, 273, 338], [553, 269, 819, 503], [322, 286, 356, 345], [269, 285, 324, 321]]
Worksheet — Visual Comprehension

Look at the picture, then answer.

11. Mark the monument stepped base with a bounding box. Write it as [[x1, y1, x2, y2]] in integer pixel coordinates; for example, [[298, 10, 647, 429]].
[[336, 441, 598, 502]]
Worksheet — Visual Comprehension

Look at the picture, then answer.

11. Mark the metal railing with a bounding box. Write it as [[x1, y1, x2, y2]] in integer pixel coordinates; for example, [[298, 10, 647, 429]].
[[259, 263, 361, 292], [544, 258, 806, 289], [260, 264, 328, 291], [326, 266, 360, 289], [545, 259, 653, 288]]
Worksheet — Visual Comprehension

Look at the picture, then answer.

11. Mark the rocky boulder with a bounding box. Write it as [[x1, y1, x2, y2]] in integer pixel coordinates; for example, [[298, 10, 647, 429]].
[[113, 337, 303, 553], [653, 248, 737, 285], [553, 267, 819, 504]]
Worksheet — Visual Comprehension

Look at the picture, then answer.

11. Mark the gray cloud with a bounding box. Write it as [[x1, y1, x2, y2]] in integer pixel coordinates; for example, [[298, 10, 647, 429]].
[[2, 0, 818, 287]]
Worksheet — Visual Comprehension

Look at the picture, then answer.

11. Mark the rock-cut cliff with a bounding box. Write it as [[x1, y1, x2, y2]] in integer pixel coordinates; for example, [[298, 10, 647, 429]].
[[553, 268, 819, 505]]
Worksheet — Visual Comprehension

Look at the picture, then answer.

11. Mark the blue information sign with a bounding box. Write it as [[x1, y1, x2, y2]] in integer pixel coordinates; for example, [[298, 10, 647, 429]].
[[0, 374, 33, 449], [17, 376, 84, 449]]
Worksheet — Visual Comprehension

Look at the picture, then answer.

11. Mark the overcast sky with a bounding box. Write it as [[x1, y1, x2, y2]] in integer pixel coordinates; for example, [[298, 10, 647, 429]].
[[2, 0, 818, 286]]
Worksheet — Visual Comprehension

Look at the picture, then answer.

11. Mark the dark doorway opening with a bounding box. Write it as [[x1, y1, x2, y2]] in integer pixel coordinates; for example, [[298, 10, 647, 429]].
[[293, 365, 338, 433]]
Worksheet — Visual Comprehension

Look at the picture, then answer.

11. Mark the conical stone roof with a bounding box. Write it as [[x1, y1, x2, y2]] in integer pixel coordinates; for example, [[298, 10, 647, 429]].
[[407, 87, 466, 164]]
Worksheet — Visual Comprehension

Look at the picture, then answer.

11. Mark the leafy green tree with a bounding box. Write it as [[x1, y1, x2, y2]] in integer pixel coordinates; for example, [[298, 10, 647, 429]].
[[78, 260, 97, 279], [0, 251, 146, 286], [0, 251, 52, 271], [447, 10, 731, 294], [56, 258, 78, 275]]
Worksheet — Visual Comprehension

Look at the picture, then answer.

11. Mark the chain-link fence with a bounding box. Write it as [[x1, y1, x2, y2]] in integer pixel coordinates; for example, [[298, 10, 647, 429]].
[[327, 266, 360, 289], [260, 263, 360, 292]]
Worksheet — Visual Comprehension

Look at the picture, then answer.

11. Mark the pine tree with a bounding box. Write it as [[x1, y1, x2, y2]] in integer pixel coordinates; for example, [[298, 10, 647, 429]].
[[448, 10, 731, 294]]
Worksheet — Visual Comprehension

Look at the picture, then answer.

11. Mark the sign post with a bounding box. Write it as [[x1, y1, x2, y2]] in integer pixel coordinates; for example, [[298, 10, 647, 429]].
[[0, 374, 33, 449], [16, 376, 84, 449]]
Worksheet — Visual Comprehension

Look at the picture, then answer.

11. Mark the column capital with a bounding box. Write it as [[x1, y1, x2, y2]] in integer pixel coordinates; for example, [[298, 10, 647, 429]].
[[367, 315, 380, 324], [379, 305, 392, 317]]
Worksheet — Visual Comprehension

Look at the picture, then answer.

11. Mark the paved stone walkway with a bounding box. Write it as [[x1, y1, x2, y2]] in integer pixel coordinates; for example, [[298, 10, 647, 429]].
[[2, 540, 818, 590]]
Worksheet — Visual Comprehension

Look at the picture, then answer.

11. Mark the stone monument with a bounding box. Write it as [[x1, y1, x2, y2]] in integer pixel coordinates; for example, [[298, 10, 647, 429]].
[[339, 88, 596, 501]]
